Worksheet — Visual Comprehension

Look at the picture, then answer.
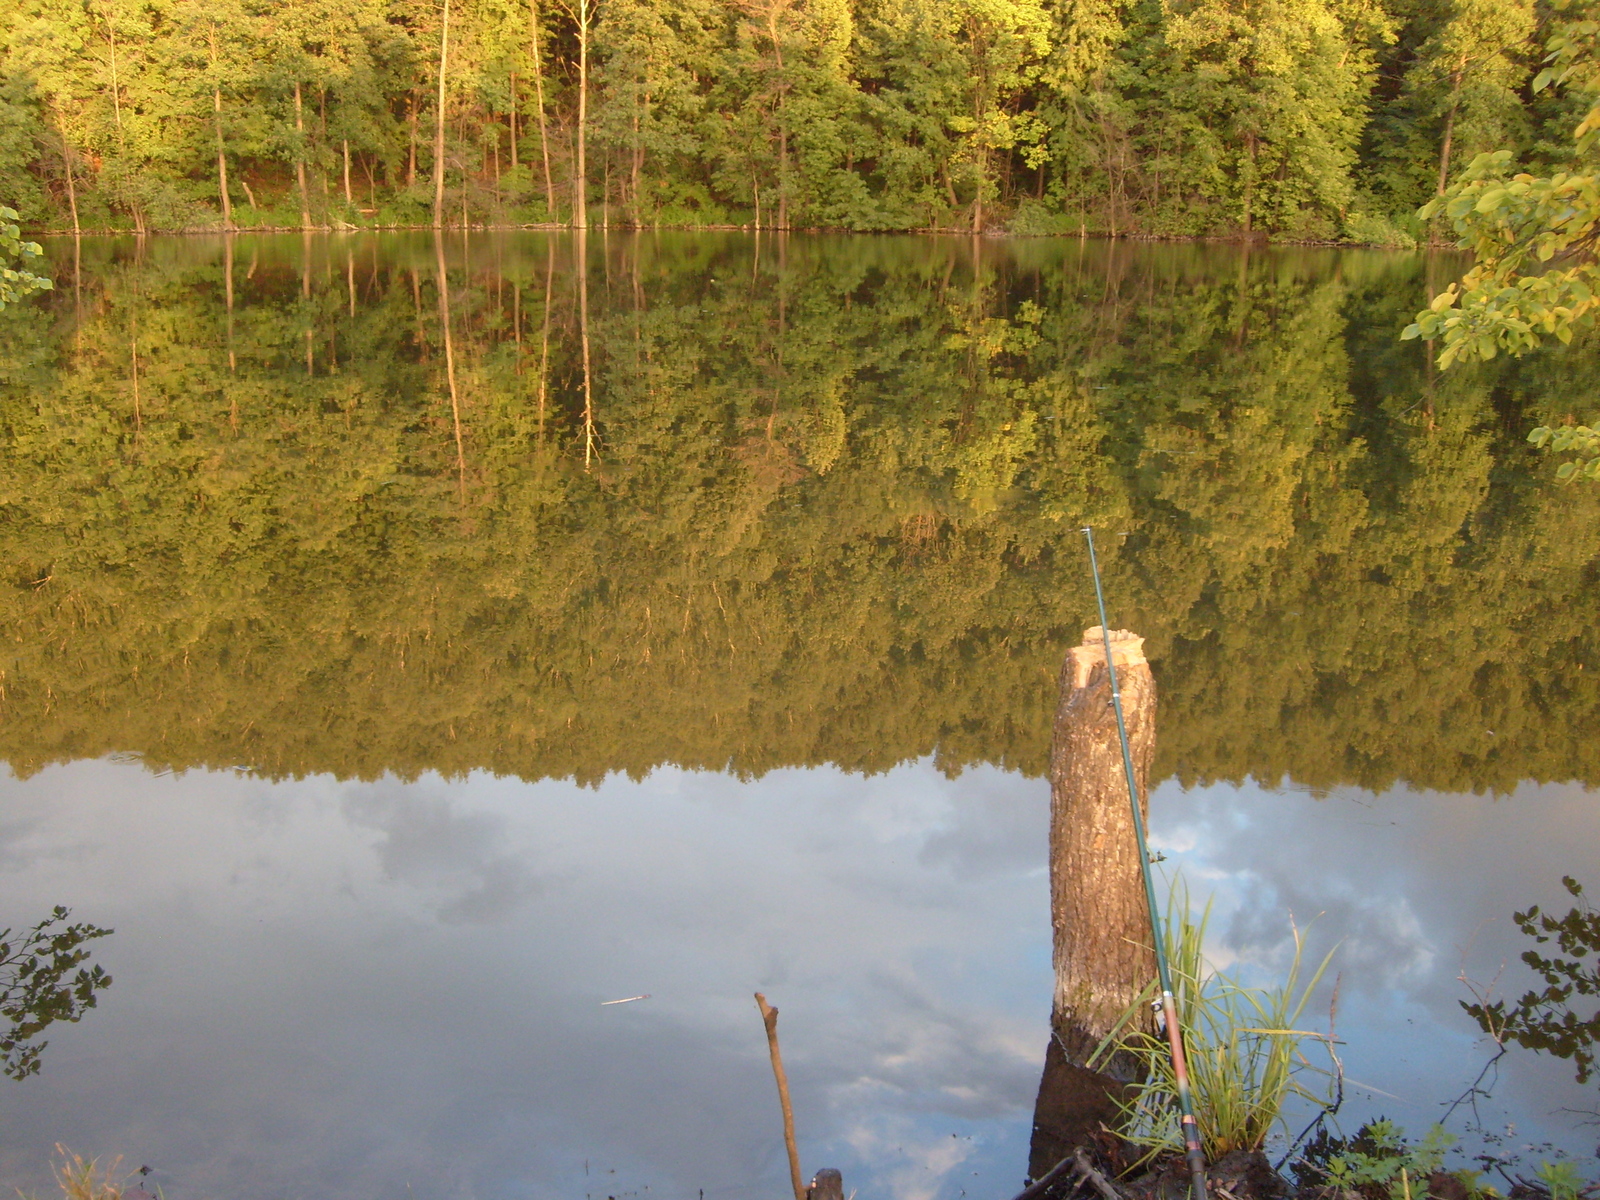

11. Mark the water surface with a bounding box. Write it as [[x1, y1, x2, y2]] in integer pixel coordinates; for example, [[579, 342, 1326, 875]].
[[1, 233, 1596, 1199]]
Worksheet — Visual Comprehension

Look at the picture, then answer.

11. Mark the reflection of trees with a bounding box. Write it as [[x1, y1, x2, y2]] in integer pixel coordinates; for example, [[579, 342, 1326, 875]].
[[1464, 877, 1600, 1086], [0, 234, 1597, 794], [0, 908, 113, 1081]]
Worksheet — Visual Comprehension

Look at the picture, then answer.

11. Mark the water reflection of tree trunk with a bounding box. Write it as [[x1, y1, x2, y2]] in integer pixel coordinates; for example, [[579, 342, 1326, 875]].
[[1028, 627, 1156, 1179], [302, 232, 314, 376], [434, 233, 467, 495], [538, 239, 554, 433], [578, 229, 595, 468]]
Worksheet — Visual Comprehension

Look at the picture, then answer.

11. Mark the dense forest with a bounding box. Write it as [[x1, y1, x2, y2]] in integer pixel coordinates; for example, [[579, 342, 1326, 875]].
[[0, 0, 1582, 238], [1, 232, 1596, 793]]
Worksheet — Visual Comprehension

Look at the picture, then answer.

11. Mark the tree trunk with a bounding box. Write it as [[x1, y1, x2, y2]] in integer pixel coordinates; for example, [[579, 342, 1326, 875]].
[[214, 86, 232, 228], [343, 138, 353, 205], [509, 72, 519, 169], [1050, 626, 1157, 1070], [578, 228, 594, 464], [408, 91, 419, 186], [1437, 68, 1463, 196], [294, 82, 311, 228], [767, 12, 789, 231], [529, 0, 556, 216], [573, 0, 589, 230], [55, 111, 79, 236], [434, 232, 467, 494], [433, 0, 451, 228], [1028, 627, 1156, 1177]]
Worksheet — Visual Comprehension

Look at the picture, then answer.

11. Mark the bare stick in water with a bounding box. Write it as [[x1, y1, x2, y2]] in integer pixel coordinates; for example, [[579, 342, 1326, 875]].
[[754, 992, 805, 1200]]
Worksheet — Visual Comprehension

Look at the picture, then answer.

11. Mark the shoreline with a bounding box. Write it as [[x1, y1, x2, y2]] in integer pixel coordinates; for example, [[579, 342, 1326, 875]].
[[22, 220, 1436, 249]]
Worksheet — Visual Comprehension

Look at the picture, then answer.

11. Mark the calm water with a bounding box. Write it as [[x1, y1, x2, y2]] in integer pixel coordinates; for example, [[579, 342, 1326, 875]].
[[1, 233, 1597, 1199]]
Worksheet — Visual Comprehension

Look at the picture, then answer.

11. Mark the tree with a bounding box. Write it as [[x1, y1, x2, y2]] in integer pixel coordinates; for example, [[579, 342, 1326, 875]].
[[1402, 0, 1600, 479], [0, 907, 113, 1081]]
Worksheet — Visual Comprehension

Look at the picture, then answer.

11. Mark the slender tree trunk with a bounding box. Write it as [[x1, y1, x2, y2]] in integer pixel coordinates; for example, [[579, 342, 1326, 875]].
[[1437, 67, 1463, 196], [225, 234, 237, 385], [538, 237, 553, 429], [302, 231, 314, 374], [529, 0, 556, 216], [207, 26, 232, 230], [294, 82, 311, 228], [578, 228, 594, 464], [407, 90, 419, 186], [509, 72, 519, 169], [318, 88, 330, 203], [214, 87, 232, 227], [130, 335, 141, 436], [766, 12, 789, 231], [343, 138, 353, 205], [972, 150, 984, 234], [55, 111, 80, 236], [433, 232, 467, 495], [573, 0, 589, 230], [1242, 134, 1257, 235], [107, 18, 124, 143], [631, 105, 641, 224], [433, 0, 451, 229]]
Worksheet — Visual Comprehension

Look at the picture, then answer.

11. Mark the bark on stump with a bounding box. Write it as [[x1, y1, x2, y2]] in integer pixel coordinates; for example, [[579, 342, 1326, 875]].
[[1029, 627, 1157, 1181]]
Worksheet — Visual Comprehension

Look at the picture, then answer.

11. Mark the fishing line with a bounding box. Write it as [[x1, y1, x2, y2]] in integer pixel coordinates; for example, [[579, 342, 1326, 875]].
[[1082, 526, 1208, 1200]]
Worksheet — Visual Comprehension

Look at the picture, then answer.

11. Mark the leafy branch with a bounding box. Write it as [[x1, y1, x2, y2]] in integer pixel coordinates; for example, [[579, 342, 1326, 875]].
[[0, 907, 114, 1081]]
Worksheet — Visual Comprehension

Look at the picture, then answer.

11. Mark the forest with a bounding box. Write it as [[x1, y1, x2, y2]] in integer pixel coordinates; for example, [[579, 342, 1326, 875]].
[[0, 0, 1579, 239], [1, 232, 1597, 794]]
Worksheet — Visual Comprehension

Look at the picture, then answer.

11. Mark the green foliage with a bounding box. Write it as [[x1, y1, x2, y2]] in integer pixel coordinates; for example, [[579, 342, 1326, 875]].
[[1535, 1161, 1588, 1200], [0, 205, 50, 309], [1344, 211, 1417, 250], [1528, 423, 1600, 480], [1291, 1120, 1461, 1200], [0, 907, 113, 1081], [1403, 1, 1600, 365], [0, 0, 1575, 234], [1463, 876, 1600, 1084], [1, 234, 1598, 793], [1095, 887, 1338, 1162]]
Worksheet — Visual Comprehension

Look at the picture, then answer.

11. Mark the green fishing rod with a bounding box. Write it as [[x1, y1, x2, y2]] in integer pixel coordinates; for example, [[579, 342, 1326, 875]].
[[1082, 526, 1208, 1200]]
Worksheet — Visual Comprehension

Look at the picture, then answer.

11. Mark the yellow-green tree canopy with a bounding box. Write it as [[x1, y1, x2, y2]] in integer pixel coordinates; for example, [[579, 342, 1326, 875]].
[[2, 235, 1596, 795]]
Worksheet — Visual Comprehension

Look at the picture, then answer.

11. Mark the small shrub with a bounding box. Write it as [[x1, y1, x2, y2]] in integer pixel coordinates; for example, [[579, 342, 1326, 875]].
[[1008, 199, 1074, 237], [1343, 212, 1417, 250]]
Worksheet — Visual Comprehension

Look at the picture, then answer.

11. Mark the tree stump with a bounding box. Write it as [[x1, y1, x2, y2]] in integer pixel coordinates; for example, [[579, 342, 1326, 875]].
[[1049, 626, 1157, 1070], [1028, 627, 1157, 1179]]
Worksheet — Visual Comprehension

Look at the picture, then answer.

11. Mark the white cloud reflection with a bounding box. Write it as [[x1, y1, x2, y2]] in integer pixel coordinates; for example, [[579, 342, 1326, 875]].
[[0, 761, 1594, 1200]]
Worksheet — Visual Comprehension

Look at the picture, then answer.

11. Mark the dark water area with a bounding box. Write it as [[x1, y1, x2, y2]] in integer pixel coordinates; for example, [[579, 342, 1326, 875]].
[[0, 232, 1596, 1199]]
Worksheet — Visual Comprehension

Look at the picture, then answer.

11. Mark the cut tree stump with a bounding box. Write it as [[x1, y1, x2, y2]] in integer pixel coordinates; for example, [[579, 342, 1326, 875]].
[[1028, 627, 1157, 1180]]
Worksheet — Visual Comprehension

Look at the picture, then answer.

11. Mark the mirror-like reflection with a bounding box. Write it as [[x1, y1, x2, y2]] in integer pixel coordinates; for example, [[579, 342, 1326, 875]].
[[3, 233, 1597, 793], [1, 233, 1597, 1198]]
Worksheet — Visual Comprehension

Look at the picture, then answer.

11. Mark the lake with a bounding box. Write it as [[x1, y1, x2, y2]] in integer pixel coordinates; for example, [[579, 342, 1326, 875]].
[[0, 232, 1596, 1200]]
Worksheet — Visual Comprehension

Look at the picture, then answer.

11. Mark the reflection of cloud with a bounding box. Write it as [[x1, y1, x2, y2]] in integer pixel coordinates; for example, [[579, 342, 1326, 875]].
[[841, 1115, 979, 1200], [918, 768, 1049, 878], [341, 791, 539, 924], [1148, 777, 1600, 1150]]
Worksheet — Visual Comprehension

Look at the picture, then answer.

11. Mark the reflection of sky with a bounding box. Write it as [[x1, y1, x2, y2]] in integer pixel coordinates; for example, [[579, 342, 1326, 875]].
[[0, 761, 1594, 1200], [1149, 778, 1600, 1163]]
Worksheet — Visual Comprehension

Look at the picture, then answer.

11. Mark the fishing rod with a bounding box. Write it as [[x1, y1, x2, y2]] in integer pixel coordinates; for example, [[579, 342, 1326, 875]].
[[1082, 526, 1208, 1200]]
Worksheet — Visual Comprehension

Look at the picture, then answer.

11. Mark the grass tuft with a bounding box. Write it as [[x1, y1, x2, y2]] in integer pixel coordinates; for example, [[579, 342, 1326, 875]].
[[1092, 881, 1341, 1165], [49, 1145, 127, 1200]]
